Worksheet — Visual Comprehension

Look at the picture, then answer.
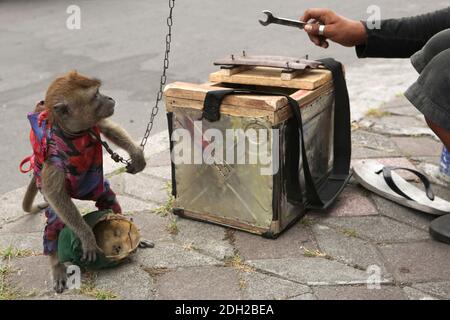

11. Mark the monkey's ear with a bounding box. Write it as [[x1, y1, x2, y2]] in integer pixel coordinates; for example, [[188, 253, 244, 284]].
[[53, 102, 69, 118], [68, 70, 78, 78]]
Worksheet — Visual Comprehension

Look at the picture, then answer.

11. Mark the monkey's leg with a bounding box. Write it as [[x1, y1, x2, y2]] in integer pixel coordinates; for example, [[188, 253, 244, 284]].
[[22, 176, 48, 214], [98, 119, 146, 174], [44, 206, 68, 293], [49, 252, 67, 293], [95, 182, 122, 214], [41, 163, 101, 263]]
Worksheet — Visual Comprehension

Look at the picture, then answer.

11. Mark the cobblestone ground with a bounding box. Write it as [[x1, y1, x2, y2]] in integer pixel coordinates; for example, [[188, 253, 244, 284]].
[[1, 95, 449, 300]]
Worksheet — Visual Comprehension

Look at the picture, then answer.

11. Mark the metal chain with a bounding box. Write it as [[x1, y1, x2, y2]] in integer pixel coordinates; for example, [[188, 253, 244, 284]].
[[89, 130, 130, 165], [140, 0, 175, 148], [94, 0, 175, 168]]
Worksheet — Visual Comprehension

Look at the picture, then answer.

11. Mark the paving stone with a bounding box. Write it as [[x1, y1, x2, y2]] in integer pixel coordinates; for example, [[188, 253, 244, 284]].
[[346, 59, 418, 122], [103, 131, 169, 176], [145, 150, 171, 167], [368, 115, 431, 136], [103, 150, 132, 176], [142, 131, 171, 159], [248, 257, 370, 286], [380, 95, 414, 110], [234, 224, 318, 260], [175, 218, 234, 260], [0, 186, 41, 226], [347, 175, 360, 186], [313, 285, 407, 300], [143, 165, 171, 181], [288, 293, 317, 300], [108, 174, 126, 194], [430, 184, 450, 202], [0, 232, 43, 252], [391, 136, 442, 157], [411, 154, 450, 187], [383, 126, 436, 138], [116, 195, 157, 213], [382, 105, 422, 117], [379, 241, 450, 283], [240, 271, 311, 300], [122, 173, 169, 204], [322, 216, 429, 243], [402, 286, 438, 300], [128, 211, 173, 242], [1, 212, 46, 234], [136, 241, 220, 269], [312, 224, 391, 278], [357, 119, 374, 129], [411, 156, 441, 166], [370, 194, 433, 231], [22, 293, 95, 300], [352, 130, 402, 159], [73, 199, 97, 212], [310, 185, 378, 218], [8, 255, 53, 296], [155, 266, 241, 299], [94, 262, 155, 300], [411, 281, 450, 299], [416, 162, 449, 187]]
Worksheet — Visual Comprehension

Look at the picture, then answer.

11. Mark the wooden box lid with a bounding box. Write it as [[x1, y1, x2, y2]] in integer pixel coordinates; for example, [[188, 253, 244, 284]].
[[209, 66, 332, 90], [164, 56, 334, 124], [164, 78, 333, 125]]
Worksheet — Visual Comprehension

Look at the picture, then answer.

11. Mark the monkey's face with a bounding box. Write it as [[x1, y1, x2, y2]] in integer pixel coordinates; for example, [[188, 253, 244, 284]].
[[45, 71, 116, 133], [93, 219, 140, 259]]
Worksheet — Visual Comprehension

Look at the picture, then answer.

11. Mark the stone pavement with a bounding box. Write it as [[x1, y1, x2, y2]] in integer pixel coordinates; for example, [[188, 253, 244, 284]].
[[1, 95, 450, 300]]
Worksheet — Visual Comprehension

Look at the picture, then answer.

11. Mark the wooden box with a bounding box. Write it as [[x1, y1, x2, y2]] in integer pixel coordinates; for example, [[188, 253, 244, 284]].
[[164, 65, 335, 237]]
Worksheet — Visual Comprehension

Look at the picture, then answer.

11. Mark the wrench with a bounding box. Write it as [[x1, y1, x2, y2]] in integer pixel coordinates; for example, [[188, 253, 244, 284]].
[[259, 10, 306, 29]]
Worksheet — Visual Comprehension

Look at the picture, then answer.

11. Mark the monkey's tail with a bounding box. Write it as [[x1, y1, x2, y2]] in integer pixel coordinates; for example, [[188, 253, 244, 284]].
[[22, 176, 48, 214], [22, 176, 38, 213]]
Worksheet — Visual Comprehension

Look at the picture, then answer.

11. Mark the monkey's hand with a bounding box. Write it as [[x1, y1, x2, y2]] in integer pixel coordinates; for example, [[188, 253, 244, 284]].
[[127, 146, 146, 174], [41, 163, 103, 263], [80, 230, 103, 263]]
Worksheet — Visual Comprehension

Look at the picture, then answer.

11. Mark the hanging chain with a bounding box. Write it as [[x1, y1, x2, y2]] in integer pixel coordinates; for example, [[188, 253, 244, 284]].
[[140, 0, 175, 149], [94, 0, 175, 167]]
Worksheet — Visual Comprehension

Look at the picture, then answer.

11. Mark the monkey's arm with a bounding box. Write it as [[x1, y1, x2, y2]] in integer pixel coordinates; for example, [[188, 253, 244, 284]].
[[98, 119, 139, 153], [41, 163, 100, 262], [98, 119, 146, 173]]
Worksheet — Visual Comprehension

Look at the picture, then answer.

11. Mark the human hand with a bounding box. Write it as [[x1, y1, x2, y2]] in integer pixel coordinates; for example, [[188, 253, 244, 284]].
[[301, 8, 368, 48]]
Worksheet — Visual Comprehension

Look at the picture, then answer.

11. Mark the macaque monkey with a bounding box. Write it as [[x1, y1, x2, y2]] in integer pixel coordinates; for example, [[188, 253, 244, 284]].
[[21, 71, 146, 293]]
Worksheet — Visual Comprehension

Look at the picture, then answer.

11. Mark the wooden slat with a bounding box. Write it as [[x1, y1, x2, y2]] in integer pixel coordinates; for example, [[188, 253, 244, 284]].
[[201, 81, 221, 86], [274, 82, 334, 123], [220, 65, 254, 76], [218, 55, 313, 62], [167, 98, 277, 122], [164, 81, 334, 124], [281, 69, 304, 81], [164, 82, 286, 111], [214, 55, 322, 71], [209, 67, 332, 90]]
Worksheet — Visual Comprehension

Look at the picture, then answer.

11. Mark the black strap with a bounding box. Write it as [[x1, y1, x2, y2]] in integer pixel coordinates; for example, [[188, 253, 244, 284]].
[[202, 58, 352, 210], [376, 166, 435, 201]]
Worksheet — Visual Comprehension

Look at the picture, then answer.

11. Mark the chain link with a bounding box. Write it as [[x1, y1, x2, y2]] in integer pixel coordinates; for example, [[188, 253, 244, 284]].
[[89, 130, 130, 166], [140, 0, 175, 148]]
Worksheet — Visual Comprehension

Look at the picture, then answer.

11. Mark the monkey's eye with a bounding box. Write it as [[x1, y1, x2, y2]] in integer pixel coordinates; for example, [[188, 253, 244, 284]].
[[92, 90, 100, 101]]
